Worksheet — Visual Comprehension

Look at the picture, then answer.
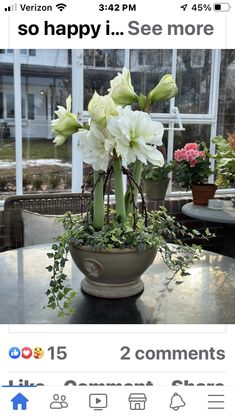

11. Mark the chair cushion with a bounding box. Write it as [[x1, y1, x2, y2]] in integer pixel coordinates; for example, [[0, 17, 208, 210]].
[[22, 210, 65, 247]]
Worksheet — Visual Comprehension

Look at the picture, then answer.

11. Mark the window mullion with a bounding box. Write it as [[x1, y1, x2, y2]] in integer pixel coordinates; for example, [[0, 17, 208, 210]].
[[122, 49, 130, 193], [14, 50, 23, 195], [209, 50, 222, 182], [72, 49, 84, 192], [165, 49, 177, 194], [209, 50, 221, 118], [170, 48, 177, 110], [124, 49, 130, 69]]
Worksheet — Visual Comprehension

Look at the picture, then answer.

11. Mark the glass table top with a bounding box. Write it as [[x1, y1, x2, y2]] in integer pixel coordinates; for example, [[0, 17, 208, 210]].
[[0, 244, 235, 324], [182, 202, 235, 224]]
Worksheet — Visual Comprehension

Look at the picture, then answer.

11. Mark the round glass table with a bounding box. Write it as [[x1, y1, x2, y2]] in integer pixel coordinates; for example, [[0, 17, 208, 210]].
[[182, 202, 235, 224], [182, 202, 235, 258], [0, 244, 235, 324]]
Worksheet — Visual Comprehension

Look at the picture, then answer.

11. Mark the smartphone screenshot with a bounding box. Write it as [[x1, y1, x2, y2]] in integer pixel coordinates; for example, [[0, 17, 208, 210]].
[[0, 0, 234, 416]]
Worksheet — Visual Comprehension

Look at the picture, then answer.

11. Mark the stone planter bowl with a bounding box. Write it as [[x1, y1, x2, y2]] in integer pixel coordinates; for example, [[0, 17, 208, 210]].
[[70, 245, 157, 298]]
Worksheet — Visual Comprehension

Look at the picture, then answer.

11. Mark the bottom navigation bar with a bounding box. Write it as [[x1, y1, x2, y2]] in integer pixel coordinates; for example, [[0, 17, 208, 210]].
[[0, 386, 232, 417]]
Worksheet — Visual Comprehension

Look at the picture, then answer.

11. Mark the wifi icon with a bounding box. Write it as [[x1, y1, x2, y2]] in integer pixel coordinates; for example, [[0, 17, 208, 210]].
[[56, 3, 67, 11]]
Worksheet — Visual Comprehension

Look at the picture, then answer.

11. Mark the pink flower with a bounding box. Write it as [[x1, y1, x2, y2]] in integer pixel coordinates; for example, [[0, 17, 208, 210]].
[[174, 149, 184, 162], [199, 151, 206, 159], [174, 143, 206, 166], [184, 143, 199, 151]]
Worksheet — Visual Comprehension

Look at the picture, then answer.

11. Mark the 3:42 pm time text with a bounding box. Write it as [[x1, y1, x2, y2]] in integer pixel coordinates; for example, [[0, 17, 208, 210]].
[[99, 4, 136, 11]]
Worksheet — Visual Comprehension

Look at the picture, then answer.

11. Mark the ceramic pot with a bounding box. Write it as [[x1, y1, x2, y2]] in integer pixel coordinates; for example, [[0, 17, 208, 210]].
[[191, 183, 217, 206], [143, 178, 170, 201], [70, 245, 157, 298]]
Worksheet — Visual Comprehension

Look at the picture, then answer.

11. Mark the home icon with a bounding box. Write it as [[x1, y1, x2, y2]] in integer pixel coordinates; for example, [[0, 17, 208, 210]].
[[11, 393, 29, 410], [129, 393, 147, 410]]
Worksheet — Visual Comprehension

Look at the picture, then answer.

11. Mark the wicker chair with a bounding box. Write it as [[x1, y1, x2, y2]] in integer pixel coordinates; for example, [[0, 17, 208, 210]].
[[3, 192, 91, 250]]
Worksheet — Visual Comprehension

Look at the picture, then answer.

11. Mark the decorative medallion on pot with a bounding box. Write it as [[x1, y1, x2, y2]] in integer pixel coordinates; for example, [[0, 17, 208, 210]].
[[46, 69, 211, 316]]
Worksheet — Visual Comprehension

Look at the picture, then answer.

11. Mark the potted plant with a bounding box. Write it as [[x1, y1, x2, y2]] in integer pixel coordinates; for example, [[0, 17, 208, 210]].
[[213, 134, 235, 188], [46, 69, 210, 316], [174, 142, 216, 205], [142, 160, 175, 201]]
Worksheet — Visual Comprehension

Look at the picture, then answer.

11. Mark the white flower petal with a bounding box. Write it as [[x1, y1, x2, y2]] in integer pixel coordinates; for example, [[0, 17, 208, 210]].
[[106, 106, 164, 166], [78, 124, 111, 172], [53, 135, 67, 146], [88, 92, 118, 127], [108, 68, 138, 106], [145, 146, 165, 166], [51, 96, 80, 145], [66, 95, 72, 113]]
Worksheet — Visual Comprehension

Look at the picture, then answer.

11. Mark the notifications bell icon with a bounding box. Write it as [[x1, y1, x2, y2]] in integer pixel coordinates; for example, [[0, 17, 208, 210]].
[[170, 393, 186, 411]]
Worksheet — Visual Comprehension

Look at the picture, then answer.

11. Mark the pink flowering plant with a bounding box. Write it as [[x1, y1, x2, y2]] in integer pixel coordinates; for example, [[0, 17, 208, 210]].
[[174, 142, 213, 190]]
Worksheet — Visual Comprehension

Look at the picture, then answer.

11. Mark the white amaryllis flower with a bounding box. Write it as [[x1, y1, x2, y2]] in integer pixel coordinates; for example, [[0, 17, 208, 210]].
[[51, 95, 80, 145], [88, 92, 118, 128], [78, 124, 114, 172], [107, 106, 164, 166], [108, 67, 138, 106], [148, 74, 178, 104]]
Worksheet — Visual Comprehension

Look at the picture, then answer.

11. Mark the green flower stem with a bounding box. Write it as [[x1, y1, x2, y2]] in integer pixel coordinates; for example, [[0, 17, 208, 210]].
[[125, 159, 143, 215], [125, 99, 148, 214], [113, 156, 126, 219], [93, 171, 104, 230]]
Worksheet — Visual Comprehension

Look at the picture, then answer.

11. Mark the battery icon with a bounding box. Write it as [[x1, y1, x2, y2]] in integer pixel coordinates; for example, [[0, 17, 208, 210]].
[[214, 3, 231, 11]]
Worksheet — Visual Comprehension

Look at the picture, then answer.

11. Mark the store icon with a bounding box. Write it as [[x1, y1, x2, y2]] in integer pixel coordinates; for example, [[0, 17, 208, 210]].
[[129, 393, 147, 410]]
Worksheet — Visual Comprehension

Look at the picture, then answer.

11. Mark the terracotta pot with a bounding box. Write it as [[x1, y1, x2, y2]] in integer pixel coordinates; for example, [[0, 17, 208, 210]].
[[143, 178, 170, 201], [70, 245, 157, 298], [191, 183, 217, 206]]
